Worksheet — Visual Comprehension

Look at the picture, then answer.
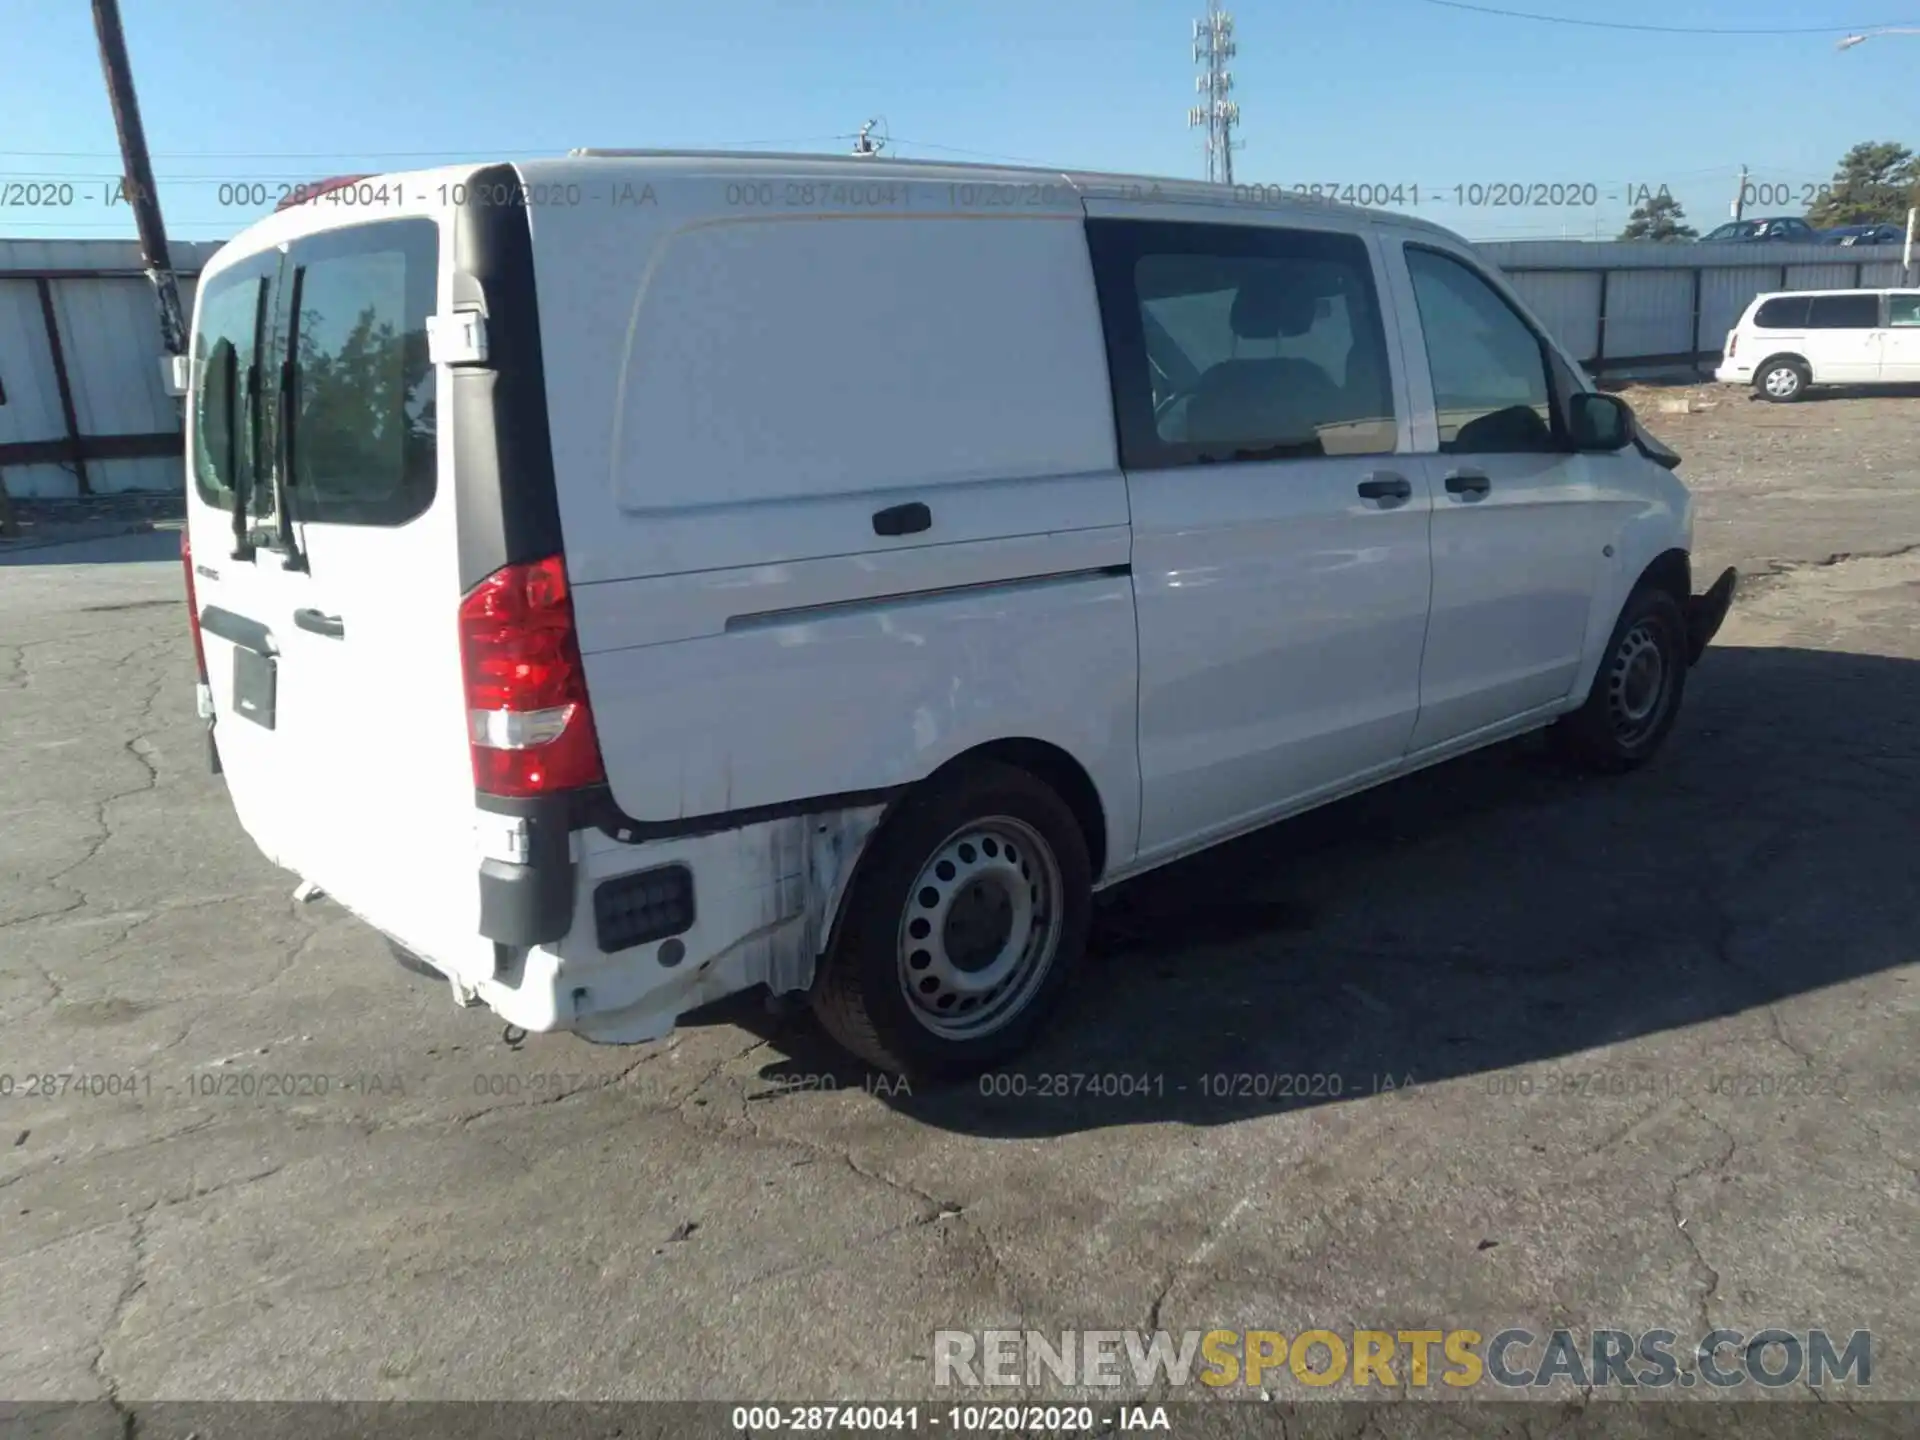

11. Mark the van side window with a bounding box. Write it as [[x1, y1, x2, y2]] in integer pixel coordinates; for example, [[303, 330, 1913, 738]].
[[284, 219, 438, 527], [1404, 245, 1559, 454], [1084, 219, 1397, 469], [1806, 293, 1879, 329], [1889, 295, 1920, 327], [1753, 296, 1810, 329]]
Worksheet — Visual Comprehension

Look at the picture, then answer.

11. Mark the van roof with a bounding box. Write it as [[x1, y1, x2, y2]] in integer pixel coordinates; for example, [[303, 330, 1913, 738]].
[[1749, 287, 1918, 301], [546, 148, 1463, 237]]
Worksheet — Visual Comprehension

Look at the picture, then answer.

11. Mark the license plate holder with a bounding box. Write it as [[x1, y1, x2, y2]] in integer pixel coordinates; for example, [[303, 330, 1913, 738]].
[[232, 646, 278, 730]]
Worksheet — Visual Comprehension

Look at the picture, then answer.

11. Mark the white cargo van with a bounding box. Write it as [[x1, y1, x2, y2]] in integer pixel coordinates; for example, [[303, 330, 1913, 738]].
[[1715, 287, 1920, 400], [180, 152, 1736, 1078]]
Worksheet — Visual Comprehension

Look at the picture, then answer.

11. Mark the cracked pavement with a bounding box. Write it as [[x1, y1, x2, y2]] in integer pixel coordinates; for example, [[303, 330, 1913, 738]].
[[0, 387, 1916, 1408]]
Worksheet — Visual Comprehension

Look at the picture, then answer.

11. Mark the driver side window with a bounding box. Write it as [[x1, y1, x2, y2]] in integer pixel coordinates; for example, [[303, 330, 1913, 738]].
[[1405, 245, 1560, 454], [1084, 219, 1398, 471]]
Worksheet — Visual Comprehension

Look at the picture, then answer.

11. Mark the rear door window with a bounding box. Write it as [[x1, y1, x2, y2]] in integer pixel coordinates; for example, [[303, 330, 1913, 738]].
[[190, 256, 276, 513], [1887, 294, 1920, 327], [283, 219, 439, 527], [1806, 293, 1880, 330]]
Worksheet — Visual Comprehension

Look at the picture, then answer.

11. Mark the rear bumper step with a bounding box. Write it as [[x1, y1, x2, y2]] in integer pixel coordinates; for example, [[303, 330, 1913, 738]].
[[1685, 567, 1738, 665], [476, 794, 577, 953]]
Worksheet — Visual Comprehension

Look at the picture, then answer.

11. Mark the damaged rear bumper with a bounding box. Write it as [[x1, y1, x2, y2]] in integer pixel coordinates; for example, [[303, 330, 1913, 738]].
[[1686, 567, 1738, 665]]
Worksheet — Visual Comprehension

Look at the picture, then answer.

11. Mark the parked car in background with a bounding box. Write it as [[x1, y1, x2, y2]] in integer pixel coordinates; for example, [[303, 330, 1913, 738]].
[[1822, 223, 1907, 247], [1716, 288, 1920, 400], [1700, 217, 1821, 243]]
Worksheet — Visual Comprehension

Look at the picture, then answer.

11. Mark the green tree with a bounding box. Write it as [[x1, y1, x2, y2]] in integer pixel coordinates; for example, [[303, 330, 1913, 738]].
[[1806, 141, 1920, 227], [1619, 191, 1697, 241], [293, 304, 434, 508]]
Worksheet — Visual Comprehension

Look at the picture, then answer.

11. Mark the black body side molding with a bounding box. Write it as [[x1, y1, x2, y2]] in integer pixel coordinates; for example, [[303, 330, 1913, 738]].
[[449, 164, 566, 593], [572, 783, 906, 846]]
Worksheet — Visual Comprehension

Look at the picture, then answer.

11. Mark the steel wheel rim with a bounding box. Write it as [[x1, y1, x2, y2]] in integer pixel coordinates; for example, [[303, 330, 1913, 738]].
[[1608, 620, 1669, 742], [1764, 366, 1799, 397], [896, 815, 1063, 1041]]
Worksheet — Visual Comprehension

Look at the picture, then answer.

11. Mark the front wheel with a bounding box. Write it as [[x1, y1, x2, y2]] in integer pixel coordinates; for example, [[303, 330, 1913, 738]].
[[810, 760, 1092, 1080], [1552, 586, 1690, 773]]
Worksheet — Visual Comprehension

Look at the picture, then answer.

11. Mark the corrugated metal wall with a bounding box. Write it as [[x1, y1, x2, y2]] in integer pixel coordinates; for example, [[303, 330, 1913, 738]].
[[1481, 238, 1917, 372], [0, 238, 220, 499]]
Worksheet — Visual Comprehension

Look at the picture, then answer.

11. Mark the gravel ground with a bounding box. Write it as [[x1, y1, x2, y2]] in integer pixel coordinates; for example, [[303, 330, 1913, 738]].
[[1617, 380, 1920, 580], [1, 390, 1916, 1427]]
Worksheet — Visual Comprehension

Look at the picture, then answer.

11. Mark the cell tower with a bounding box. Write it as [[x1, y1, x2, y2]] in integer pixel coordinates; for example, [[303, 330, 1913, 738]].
[[1189, 1, 1241, 185]]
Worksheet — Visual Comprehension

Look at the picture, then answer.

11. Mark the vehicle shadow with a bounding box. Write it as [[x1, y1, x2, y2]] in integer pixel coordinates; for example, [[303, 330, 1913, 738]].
[[723, 642, 1920, 1135]]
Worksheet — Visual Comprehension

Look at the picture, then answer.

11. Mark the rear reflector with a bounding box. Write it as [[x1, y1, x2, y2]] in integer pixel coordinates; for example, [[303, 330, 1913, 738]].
[[181, 530, 208, 681], [458, 555, 606, 798]]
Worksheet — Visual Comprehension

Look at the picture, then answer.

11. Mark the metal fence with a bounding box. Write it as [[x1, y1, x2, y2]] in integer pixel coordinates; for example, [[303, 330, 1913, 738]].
[[0, 239, 222, 500], [1479, 238, 1916, 374]]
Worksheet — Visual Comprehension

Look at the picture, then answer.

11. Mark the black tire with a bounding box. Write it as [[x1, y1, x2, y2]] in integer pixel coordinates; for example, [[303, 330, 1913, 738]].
[[1552, 585, 1690, 774], [810, 760, 1093, 1080], [1754, 356, 1809, 403]]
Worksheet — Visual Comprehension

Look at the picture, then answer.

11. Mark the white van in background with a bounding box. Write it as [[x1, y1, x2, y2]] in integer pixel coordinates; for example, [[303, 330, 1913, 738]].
[[1716, 287, 1920, 401], [180, 152, 1736, 1078]]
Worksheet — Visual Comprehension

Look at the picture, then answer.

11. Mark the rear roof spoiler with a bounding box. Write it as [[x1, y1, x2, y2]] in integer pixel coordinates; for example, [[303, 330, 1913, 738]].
[[275, 175, 375, 212]]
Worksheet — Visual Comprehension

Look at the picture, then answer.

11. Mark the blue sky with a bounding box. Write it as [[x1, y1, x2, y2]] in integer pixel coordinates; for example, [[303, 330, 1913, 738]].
[[1, 0, 1913, 244]]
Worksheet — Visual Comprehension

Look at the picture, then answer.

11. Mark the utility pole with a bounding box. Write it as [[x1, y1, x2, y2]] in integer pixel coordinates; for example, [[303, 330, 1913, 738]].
[[851, 119, 886, 158], [1189, 2, 1241, 185], [1731, 163, 1749, 221], [90, 0, 186, 360]]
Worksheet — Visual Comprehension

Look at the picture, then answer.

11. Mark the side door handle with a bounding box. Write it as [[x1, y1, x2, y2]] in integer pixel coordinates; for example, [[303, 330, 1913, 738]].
[[1356, 472, 1412, 503], [1444, 469, 1491, 498], [872, 502, 932, 537], [293, 608, 345, 639]]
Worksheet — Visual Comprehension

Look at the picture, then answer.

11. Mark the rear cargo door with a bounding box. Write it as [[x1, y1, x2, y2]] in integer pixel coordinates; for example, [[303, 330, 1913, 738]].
[[191, 215, 476, 943], [187, 246, 304, 870]]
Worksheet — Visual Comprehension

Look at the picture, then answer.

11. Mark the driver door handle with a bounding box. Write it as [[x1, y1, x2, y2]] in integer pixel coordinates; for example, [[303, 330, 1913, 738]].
[[293, 608, 345, 639], [1445, 469, 1491, 497], [1356, 472, 1412, 502]]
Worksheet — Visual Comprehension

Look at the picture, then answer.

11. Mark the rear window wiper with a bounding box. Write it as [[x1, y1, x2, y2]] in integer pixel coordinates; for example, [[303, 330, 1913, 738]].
[[229, 359, 257, 561], [268, 355, 308, 572]]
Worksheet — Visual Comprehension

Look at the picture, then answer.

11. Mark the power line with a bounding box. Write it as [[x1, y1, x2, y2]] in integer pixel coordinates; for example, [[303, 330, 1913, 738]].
[[0, 136, 853, 160], [1418, 0, 1915, 35]]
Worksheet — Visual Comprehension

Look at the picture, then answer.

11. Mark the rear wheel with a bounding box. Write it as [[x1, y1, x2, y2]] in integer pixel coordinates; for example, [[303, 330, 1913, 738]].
[[810, 760, 1092, 1080], [1552, 585, 1689, 773], [1756, 357, 1808, 403]]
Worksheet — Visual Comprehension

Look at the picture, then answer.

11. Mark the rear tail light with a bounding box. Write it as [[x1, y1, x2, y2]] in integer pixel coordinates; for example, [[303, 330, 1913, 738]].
[[181, 529, 208, 681], [458, 555, 606, 798], [1728, 332, 1738, 358]]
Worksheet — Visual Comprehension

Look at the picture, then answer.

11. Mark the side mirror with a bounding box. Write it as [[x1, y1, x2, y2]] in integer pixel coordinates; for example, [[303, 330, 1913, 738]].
[[1568, 391, 1633, 451]]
